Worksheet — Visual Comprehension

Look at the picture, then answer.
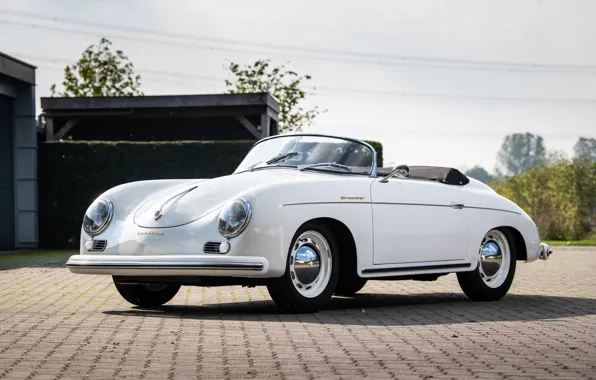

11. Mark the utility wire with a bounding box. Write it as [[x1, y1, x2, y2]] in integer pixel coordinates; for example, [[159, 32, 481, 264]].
[[15, 53, 225, 83], [3, 10, 596, 73], [23, 54, 596, 105], [315, 125, 594, 140]]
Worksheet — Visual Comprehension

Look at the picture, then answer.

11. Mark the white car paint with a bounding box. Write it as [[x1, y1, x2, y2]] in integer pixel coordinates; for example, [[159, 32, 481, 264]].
[[67, 135, 544, 281], [370, 178, 468, 264]]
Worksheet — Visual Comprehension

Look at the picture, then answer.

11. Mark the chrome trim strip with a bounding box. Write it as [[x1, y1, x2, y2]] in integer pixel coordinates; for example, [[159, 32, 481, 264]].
[[282, 201, 520, 214], [283, 201, 370, 206], [66, 261, 264, 271], [465, 206, 520, 215], [362, 262, 471, 274], [373, 202, 453, 207], [283, 201, 450, 207], [154, 185, 198, 220]]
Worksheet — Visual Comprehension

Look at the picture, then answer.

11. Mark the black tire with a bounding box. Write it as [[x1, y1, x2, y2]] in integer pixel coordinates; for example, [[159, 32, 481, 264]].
[[457, 228, 517, 302], [113, 277, 181, 307], [267, 222, 340, 313], [334, 277, 367, 297]]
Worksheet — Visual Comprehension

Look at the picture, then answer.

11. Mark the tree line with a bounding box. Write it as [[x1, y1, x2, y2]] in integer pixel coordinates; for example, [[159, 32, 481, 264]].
[[465, 133, 595, 182], [465, 134, 596, 241]]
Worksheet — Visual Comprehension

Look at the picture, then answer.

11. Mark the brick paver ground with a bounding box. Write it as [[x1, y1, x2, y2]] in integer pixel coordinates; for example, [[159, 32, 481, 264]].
[[1, 247, 595, 379]]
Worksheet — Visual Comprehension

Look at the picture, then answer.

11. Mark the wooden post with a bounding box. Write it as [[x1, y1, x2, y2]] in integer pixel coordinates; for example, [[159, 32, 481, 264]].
[[260, 112, 270, 138], [266, 107, 278, 136], [45, 118, 54, 141]]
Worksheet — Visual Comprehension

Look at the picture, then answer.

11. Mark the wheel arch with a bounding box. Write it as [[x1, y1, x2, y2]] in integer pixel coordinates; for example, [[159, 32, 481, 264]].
[[297, 217, 359, 282], [496, 226, 527, 261]]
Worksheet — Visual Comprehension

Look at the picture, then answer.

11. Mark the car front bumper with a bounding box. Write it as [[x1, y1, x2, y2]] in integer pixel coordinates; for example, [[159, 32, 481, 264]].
[[66, 254, 269, 277]]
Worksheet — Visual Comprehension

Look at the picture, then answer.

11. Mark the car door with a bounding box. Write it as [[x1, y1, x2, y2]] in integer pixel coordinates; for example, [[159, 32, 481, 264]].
[[370, 177, 468, 265]]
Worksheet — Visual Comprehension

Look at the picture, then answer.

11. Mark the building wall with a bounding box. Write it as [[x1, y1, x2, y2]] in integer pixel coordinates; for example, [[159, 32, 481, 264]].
[[0, 69, 37, 249], [0, 94, 15, 250]]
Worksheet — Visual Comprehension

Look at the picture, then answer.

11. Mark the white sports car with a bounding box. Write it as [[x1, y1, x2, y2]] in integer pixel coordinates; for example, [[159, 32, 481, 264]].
[[66, 134, 553, 312]]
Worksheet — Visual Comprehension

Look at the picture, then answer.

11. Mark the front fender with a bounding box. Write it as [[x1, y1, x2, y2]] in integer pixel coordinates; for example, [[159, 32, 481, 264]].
[[227, 180, 375, 277]]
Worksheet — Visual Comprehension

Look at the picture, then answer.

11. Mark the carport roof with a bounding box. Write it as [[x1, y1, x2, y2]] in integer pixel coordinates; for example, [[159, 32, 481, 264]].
[[41, 93, 279, 113]]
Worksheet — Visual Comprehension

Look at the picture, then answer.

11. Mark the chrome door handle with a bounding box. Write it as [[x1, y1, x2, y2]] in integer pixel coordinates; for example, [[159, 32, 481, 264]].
[[450, 203, 464, 209]]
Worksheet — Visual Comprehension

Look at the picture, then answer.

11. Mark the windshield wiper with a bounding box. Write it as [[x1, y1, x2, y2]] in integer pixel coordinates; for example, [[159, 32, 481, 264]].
[[300, 163, 353, 172], [248, 152, 299, 171], [266, 152, 299, 164]]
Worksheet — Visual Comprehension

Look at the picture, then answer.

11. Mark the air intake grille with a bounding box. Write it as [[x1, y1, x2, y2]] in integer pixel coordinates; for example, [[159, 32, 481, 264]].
[[203, 242, 222, 253], [90, 240, 107, 251]]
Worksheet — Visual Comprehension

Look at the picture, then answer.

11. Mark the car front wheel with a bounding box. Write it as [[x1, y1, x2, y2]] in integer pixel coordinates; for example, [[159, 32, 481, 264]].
[[457, 228, 517, 302], [334, 277, 367, 297], [113, 277, 181, 307], [267, 222, 339, 313]]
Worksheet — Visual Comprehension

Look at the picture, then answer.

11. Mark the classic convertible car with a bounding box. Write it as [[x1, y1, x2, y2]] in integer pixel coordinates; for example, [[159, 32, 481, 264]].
[[67, 134, 553, 312]]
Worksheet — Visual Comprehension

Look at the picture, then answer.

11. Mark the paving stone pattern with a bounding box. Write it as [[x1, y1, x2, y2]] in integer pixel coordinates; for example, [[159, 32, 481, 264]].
[[0, 248, 595, 379]]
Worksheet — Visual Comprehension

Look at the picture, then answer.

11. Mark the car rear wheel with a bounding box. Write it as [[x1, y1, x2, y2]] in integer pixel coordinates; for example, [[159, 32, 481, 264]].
[[267, 223, 339, 313], [113, 277, 181, 307], [457, 228, 516, 302]]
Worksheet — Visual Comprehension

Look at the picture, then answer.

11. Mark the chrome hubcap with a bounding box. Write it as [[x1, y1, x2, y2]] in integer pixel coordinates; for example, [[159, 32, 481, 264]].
[[479, 230, 510, 288], [294, 245, 321, 284], [481, 241, 502, 277], [289, 230, 332, 298]]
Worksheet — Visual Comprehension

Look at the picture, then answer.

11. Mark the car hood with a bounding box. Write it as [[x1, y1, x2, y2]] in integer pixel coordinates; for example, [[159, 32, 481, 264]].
[[133, 169, 316, 228]]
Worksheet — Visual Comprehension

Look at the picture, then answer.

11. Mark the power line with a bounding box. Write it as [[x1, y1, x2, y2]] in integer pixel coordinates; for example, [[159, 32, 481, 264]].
[[313, 86, 596, 104], [25, 54, 225, 83], [3, 9, 596, 73], [22, 54, 596, 105], [315, 125, 594, 140]]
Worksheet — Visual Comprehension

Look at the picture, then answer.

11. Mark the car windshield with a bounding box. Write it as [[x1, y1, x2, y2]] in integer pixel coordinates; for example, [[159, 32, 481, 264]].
[[235, 135, 375, 175]]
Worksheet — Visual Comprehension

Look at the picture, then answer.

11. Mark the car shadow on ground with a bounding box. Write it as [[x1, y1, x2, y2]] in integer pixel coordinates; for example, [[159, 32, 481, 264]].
[[104, 292, 596, 326]]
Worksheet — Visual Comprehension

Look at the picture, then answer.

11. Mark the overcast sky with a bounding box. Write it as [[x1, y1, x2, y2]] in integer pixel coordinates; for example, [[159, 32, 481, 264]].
[[1, 0, 595, 171]]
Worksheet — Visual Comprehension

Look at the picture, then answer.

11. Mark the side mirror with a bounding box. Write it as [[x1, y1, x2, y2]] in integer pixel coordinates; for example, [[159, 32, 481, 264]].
[[379, 164, 410, 183]]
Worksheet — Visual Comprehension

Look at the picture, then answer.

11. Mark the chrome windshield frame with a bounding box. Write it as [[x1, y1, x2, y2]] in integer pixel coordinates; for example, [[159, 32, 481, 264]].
[[236, 133, 378, 177]]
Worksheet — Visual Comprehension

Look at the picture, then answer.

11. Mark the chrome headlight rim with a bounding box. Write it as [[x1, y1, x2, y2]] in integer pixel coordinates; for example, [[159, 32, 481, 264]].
[[83, 198, 114, 236], [217, 198, 252, 238]]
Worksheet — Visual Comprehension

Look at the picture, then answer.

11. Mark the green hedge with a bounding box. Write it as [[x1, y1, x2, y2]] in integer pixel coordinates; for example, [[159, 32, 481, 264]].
[[39, 139, 383, 248], [366, 140, 383, 168]]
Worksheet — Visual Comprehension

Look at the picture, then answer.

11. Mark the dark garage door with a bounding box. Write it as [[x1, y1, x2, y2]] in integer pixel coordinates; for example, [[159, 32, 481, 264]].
[[0, 95, 14, 250]]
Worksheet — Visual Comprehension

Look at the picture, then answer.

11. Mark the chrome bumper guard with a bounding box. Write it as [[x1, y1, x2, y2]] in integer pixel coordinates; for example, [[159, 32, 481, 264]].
[[66, 254, 268, 276], [539, 243, 553, 260]]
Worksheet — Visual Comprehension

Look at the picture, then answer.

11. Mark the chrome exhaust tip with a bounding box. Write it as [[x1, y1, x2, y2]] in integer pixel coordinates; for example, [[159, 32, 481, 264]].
[[539, 243, 553, 260]]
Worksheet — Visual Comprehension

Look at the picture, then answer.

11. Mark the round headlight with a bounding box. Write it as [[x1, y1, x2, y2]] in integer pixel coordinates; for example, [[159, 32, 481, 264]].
[[83, 198, 114, 236], [218, 199, 251, 238]]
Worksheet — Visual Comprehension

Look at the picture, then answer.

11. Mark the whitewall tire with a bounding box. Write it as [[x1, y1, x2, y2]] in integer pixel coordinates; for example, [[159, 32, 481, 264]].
[[457, 229, 517, 302], [267, 222, 339, 313]]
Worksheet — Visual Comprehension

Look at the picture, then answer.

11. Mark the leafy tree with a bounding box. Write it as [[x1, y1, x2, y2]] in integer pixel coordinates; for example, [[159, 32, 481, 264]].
[[573, 137, 596, 162], [496, 133, 546, 175], [490, 159, 596, 240], [50, 38, 143, 97], [464, 166, 493, 183], [225, 59, 322, 133], [546, 149, 568, 163]]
